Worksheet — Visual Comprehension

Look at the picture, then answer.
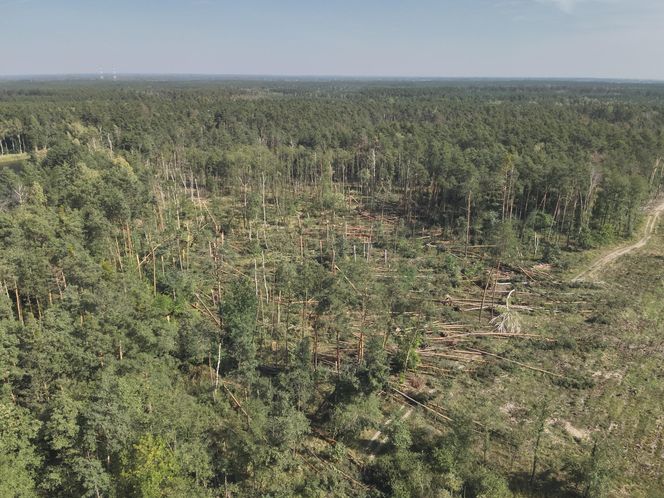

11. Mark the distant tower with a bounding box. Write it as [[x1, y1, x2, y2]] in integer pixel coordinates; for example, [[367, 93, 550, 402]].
[[112, 69, 117, 81], [98, 68, 105, 80]]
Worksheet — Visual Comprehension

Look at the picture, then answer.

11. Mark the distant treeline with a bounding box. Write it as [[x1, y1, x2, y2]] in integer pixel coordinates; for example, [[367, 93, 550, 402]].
[[2, 81, 662, 246]]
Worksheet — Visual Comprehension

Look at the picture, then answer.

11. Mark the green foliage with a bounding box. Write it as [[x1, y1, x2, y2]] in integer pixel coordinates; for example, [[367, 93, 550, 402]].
[[394, 328, 422, 373], [121, 434, 181, 498], [328, 394, 382, 442], [384, 418, 412, 451], [369, 450, 433, 498], [567, 437, 617, 498], [357, 336, 391, 393], [1, 80, 663, 497], [0, 397, 41, 498], [220, 278, 258, 378], [541, 240, 561, 264], [525, 210, 554, 232], [490, 221, 520, 259], [465, 466, 511, 498]]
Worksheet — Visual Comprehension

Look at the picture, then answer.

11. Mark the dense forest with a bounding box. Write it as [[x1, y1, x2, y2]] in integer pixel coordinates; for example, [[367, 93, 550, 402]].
[[1, 79, 663, 497]]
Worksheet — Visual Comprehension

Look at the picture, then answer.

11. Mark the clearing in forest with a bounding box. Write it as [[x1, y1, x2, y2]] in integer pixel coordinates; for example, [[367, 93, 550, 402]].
[[572, 197, 664, 282]]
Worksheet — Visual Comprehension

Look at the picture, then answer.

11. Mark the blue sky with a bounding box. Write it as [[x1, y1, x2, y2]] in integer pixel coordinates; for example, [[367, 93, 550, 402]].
[[1, 0, 662, 79]]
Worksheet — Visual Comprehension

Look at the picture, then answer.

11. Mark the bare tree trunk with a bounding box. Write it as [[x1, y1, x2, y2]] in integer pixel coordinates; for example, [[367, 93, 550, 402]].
[[336, 328, 340, 375], [261, 171, 267, 224], [14, 279, 23, 326], [465, 190, 472, 258], [215, 343, 222, 391], [478, 265, 495, 322]]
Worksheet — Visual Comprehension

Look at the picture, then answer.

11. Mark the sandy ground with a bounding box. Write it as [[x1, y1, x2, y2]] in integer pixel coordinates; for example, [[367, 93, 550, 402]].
[[572, 198, 664, 282]]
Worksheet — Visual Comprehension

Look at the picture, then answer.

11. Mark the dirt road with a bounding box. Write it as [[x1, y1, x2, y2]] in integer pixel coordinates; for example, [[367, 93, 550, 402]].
[[572, 198, 664, 282]]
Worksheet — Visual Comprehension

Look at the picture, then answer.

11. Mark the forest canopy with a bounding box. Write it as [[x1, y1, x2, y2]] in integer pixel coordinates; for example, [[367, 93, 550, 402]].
[[1, 79, 663, 497]]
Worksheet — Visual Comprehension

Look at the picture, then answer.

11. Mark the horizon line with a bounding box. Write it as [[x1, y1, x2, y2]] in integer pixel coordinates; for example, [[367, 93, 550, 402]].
[[0, 73, 663, 84]]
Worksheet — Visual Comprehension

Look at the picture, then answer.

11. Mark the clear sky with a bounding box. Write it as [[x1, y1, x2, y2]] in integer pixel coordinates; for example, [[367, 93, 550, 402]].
[[1, 0, 662, 79]]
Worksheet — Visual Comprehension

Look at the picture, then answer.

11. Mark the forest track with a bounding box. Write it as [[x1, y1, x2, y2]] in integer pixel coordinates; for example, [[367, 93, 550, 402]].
[[572, 198, 664, 282]]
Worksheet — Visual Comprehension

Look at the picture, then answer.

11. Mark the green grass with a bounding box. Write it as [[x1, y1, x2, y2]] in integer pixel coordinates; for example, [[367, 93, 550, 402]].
[[0, 153, 29, 168], [501, 226, 664, 496]]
